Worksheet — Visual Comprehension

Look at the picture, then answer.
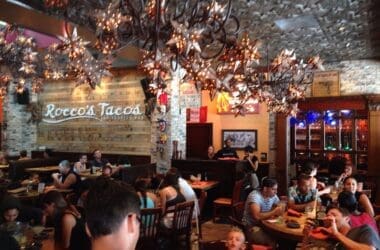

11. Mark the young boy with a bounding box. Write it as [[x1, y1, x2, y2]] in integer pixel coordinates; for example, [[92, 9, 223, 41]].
[[226, 227, 246, 250]]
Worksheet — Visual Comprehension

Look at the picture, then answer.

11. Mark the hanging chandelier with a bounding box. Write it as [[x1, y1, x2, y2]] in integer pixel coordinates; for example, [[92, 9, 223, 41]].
[[0, 0, 324, 115]]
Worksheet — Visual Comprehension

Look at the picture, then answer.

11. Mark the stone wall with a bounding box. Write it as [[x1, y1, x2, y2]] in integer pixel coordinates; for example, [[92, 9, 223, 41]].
[[3, 85, 37, 156], [324, 59, 380, 95]]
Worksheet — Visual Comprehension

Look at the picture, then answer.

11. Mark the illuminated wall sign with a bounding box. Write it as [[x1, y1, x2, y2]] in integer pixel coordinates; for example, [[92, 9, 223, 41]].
[[43, 102, 143, 123]]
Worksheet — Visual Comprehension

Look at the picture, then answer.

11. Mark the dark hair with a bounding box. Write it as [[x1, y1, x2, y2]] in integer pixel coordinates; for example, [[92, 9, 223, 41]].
[[92, 149, 101, 155], [102, 165, 112, 173], [326, 205, 350, 217], [163, 171, 179, 189], [301, 161, 316, 175], [298, 173, 311, 182], [1, 196, 21, 213], [41, 191, 67, 211], [262, 178, 277, 188], [78, 178, 95, 196], [19, 150, 27, 158], [343, 176, 357, 185], [244, 146, 254, 153], [85, 178, 140, 239], [44, 149, 53, 157], [338, 191, 357, 213], [134, 179, 148, 208]]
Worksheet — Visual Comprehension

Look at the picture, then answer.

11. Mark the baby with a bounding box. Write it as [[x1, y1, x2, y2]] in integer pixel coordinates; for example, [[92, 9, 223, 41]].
[[226, 227, 246, 250]]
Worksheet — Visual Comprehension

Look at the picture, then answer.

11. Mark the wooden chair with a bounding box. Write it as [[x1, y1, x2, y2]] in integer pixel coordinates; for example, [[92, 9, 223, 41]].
[[213, 179, 244, 222], [160, 201, 195, 250], [136, 207, 162, 250], [194, 190, 207, 240], [228, 201, 245, 230]]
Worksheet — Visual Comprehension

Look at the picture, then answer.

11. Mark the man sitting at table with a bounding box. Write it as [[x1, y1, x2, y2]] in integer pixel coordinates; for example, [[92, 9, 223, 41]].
[[288, 173, 318, 212], [89, 149, 110, 171], [242, 178, 282, 249], [315, 206, 380, 249], [51, 160, 81, 192], [85, 178, 141, 250]]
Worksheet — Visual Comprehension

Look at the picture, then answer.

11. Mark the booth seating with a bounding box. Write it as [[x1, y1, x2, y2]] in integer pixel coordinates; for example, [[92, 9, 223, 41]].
[[31, 151, 150, 166], [120, 163, 156, 185], [8, 157, 61, 181]]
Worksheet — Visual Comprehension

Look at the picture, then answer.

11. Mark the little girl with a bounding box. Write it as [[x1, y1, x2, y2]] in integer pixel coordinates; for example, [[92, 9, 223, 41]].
[[226, 227, 246, 250]]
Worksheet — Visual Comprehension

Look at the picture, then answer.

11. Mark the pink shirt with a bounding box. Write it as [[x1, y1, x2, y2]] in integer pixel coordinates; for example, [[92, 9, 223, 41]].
[[350, 212, 379, 233]]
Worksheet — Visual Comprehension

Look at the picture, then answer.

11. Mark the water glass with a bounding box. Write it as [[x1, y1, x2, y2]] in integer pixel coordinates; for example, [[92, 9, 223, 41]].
[[37, 182, 45, 193]]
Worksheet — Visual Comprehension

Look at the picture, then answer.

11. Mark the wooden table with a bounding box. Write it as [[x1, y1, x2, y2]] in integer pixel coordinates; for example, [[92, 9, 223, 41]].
[[25, 166, 59, 173], [0, 164, 9, 170], [79, 170, 102, 179], [190, 180, 219, 191], [261, 213, 308, 242], [8, 188, 40, 201]]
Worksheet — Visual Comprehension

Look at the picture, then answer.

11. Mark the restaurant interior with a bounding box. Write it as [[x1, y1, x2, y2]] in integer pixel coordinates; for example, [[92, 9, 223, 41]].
[[0, 0, 380, 249]]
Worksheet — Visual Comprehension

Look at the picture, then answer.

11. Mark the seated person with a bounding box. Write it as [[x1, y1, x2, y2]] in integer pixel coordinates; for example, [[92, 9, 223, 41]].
[[0, 195, 43, 226], [18, 150, 30, 161], [159, 171, 186, 228], [207, 145, 216, 160], [168, 167, 199, 218], [338, 190, 378, 233], [89, 149, 110, 171], [288, 174, 318, 212], [226, 227, 246, 250], [85, 178, 140, 250], [51, 160, 81, 192], [134, 178, 157, 209], [20, 173, 40, 187], [42, 190, 90, 250], [321, 206, 380, 249], [101, 165, 113, 178], [242, 178, 282, 249], [343, 177, 374, 217], [301, 161, 330, 195], [0, 196, 20, 224], [215, 138, 239, 160], [74, 154, 88, 173], [43, 148, 53, 159]]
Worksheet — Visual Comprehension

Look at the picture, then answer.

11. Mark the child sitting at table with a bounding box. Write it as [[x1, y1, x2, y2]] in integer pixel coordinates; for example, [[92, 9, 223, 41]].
[[226, 227, 246, 250]]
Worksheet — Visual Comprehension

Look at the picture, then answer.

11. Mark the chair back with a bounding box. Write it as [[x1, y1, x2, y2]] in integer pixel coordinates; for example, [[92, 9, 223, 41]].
[[232, 180, 244, 205], [172, 201, 195, 236], [139, 207, 162, 240]]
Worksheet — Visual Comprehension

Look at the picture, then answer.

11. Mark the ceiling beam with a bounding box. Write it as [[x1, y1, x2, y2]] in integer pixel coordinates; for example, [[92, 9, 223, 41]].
[[0, 0, 141, 62]]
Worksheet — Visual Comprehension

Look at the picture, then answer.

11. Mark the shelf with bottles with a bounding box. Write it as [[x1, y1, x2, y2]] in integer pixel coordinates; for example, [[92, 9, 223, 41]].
[[356, 119, 368, 151]]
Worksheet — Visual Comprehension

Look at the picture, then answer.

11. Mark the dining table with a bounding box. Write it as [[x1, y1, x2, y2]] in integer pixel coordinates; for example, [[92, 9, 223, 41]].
[[25, 166, 59, 173], [189, 180, 219, 191], [261, 211, 308, 242], [0, 164, 9, 170]]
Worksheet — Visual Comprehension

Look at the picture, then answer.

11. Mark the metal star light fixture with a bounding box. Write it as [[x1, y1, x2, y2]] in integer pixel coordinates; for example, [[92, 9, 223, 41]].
[[0, 0, 323, 115]]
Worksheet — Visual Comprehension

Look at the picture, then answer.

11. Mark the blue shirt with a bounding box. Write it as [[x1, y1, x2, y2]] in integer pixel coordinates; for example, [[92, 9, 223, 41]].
[[288, 186, 317, 204]]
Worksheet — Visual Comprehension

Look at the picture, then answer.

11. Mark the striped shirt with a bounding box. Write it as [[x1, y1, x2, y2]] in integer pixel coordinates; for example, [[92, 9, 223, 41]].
[[242, 190, 279, 227]]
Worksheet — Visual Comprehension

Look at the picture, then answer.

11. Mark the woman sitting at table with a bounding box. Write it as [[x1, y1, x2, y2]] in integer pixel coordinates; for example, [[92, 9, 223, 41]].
[[338, 190, 378, 233], [135, 178, 157, 209], [42, 190, 90, 250], [159, 171, 186, 228], [73, 154, 88, 173], [343, 176, 374, 217], [51, 160, 81, 192]]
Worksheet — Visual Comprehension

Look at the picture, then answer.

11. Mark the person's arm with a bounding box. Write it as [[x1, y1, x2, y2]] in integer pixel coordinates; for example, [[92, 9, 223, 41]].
[[61, 214, 76, 249], [247, 158, 258, 172], [54, 174, 76, 189], [288, 199, 314, 212], [334, 231, 376, 250], [159, 189, 167, 214], [359, 193, 375, 217], [250, 203, 282, 221]]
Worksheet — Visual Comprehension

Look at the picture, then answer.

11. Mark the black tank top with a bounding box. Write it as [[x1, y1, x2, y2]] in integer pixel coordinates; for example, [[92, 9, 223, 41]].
[[62, 170, 81, 191], [165, 187, 186, 209]]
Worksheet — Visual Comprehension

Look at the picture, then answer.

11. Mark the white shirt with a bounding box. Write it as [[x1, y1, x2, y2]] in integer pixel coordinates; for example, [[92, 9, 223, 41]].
[[178, 177, 200, 217]]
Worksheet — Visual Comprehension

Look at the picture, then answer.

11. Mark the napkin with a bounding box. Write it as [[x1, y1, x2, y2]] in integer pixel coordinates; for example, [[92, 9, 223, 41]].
[[287, 208, 302, 217], [190, 175, 201, 182]]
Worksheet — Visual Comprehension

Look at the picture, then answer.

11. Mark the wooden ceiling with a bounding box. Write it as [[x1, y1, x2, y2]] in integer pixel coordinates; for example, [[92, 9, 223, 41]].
[[1, 0, 379, 63]]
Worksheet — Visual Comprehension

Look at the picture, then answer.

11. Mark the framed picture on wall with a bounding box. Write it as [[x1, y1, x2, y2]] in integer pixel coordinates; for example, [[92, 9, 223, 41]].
[[222, 129, 257, 150]]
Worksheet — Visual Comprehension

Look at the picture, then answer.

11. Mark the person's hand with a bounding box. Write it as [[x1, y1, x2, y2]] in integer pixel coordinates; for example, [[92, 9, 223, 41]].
[[321, 215, 338, 236], [273, 206, 283, 216], [51, 173, 60, 179]]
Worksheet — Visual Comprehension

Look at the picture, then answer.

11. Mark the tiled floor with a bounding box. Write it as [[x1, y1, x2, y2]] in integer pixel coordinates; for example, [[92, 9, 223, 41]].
[[192, 220, 233, 250]]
